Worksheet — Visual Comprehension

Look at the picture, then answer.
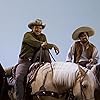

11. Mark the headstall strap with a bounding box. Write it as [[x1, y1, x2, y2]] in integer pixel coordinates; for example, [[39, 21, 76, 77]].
[[79, 65, 89, 100], [66, 88, 75, 100], [32, 88, 76, 100], [33, 90, 60, 98]]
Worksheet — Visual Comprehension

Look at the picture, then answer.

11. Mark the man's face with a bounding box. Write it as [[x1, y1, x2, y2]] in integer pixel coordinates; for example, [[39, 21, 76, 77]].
[[79, 32, 89, 43], [32, 25, 43, 35]]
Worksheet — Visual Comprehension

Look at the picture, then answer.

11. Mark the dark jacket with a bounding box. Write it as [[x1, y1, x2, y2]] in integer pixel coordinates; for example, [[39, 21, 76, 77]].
[[74, 41, 94, 63], [19, 32, 53, 59]]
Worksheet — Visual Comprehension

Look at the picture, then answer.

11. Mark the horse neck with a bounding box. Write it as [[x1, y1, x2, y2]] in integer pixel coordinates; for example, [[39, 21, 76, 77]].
[[52, 62, 78, 89]]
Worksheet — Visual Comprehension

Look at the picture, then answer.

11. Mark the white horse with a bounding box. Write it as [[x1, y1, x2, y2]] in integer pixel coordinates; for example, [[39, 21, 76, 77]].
[[30, 62, 96, 100]]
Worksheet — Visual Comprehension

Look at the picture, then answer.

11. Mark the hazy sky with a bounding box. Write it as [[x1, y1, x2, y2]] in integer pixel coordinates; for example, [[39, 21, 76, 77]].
[[0, 0, 100, 67]]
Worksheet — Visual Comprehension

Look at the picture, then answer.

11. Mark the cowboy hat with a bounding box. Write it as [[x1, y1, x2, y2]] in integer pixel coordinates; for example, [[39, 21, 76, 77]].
[[72, 26, 95, 40], [28, 19, 46, 29]]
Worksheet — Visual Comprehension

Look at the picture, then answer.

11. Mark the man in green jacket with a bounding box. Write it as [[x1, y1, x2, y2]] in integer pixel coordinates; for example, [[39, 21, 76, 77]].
[[15, 19, 59, 100]]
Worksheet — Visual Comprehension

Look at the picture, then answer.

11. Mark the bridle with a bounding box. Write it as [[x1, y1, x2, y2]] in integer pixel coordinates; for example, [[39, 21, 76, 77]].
[[76, 68, 95, 100]]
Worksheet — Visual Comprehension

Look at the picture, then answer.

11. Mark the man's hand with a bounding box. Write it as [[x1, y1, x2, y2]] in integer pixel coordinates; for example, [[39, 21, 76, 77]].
[[41, 42, 60, 55], [53, 44, 60, 55], [86, 58, 94, 69], [88, 58, 93, 64], [41, 41, 47, 48]]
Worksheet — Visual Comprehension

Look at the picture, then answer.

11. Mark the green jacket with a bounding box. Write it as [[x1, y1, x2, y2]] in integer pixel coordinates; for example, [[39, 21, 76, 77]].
[[19, 32, 53, 59]]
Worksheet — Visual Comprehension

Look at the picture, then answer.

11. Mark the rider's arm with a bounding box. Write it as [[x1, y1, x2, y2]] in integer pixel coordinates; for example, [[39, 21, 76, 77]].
[[23, 32, 44, 48], [91, 47, 99, 64], [66, 42, 75, 62]]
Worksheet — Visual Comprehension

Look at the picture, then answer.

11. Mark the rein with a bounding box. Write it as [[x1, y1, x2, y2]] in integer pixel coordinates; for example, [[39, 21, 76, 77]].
[[48, 50, 56, 62], [80, 69, 88, 100]]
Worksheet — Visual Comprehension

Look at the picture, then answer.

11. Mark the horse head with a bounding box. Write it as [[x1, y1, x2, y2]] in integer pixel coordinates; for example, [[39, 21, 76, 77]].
[[73, 64, 96, 100]]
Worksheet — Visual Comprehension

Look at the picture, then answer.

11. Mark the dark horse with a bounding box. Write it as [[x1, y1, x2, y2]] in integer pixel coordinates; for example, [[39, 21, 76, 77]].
[[0, 63, 10, 100], [94, 64, 100, 100]]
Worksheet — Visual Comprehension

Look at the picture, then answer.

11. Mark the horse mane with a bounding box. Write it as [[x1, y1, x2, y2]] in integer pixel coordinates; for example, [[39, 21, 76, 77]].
[[52, 62, 96, 89], [52, 62, 79, 88]]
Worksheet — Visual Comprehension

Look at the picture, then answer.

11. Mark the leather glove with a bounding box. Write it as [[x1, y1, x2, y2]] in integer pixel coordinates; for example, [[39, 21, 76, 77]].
[[53, 44, 60, 55]]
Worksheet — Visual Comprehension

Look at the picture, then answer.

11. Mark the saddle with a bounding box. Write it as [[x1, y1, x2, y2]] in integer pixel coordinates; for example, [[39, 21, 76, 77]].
[[6, 62, 44, 91], [27, 62, 44, 84]]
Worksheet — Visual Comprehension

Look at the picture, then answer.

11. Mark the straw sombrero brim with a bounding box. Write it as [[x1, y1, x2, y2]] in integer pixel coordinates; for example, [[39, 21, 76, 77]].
[[28, 22, 46, 29], [72, 26, 95, 40]]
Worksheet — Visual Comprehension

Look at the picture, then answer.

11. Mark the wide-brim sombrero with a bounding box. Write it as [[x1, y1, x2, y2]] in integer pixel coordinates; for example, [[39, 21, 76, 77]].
[[72, 26, 95, 40]]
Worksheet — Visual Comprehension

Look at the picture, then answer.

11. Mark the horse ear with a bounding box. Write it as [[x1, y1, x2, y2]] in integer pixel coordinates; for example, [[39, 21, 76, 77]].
[[78, 65, 86, 76]]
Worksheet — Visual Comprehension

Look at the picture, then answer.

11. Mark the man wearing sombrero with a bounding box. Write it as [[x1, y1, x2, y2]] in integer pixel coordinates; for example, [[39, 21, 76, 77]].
[[66, 26, 99, 69], [15, 19, 60, 100]]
